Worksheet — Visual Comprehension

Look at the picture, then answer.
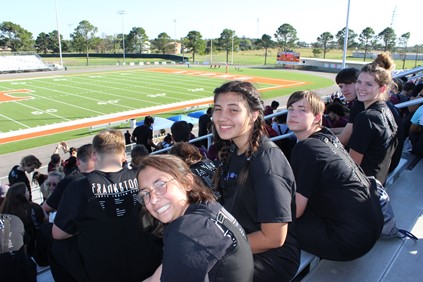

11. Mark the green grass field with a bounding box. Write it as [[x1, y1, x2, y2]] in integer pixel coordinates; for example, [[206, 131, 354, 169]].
[[0, 66, 334, 154], [43, 48, 422, 70]]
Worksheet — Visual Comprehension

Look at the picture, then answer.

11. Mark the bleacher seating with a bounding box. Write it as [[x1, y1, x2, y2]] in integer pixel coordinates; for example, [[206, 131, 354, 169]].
[[0, 53, 51, 73]]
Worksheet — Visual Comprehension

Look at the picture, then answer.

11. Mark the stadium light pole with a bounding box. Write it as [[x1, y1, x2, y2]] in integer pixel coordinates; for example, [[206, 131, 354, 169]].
[[173, 19, 177, 54], [342, 0, 351, 69], [55, 0, 63, 67], [231, 33, 234, 65], [210, 38, 213, 64], [117, 10, 126, 64]]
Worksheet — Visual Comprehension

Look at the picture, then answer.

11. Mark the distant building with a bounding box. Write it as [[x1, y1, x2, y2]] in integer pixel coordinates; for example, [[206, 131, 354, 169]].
[[166, 42, 182, 55], [141, 41, 151, 54]]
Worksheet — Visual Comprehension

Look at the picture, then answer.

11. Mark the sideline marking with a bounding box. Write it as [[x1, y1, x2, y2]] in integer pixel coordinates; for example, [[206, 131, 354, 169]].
[[0, 97, 214, 144]]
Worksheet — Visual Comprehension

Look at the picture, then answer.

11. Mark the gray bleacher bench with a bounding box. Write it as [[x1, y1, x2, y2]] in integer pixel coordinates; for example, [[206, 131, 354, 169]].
[[300, 159, 423, 282], [291, 250, 319, 281]]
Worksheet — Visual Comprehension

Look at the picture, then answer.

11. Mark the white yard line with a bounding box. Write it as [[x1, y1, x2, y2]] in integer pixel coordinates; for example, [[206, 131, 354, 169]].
[[0, 97, 213, 140], [0, 113, 31, 129]]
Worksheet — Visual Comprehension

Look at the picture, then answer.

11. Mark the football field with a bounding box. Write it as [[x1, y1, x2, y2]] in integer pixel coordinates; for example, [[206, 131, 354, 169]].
[[0, 66, 333, 144]]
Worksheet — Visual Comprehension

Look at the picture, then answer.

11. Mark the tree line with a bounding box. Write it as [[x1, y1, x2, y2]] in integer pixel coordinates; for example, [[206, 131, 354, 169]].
[[0, 20, 421, 64]]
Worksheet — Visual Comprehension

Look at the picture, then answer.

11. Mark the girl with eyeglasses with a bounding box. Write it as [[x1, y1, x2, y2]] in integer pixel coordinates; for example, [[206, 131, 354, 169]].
[[40, 171, 65, 201], [137, 154, 254, 282], [212, 81, 300, 281]]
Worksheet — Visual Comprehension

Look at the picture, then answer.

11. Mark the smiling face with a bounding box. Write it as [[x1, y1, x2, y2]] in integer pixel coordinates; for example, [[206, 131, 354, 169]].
[[45, 175, 60, 192], [137, 166, 189, 224], [287, 98, 322, 141], [213, 92, 258, 152], [356, 72, 386, 108], [338, 82, 357, 102]]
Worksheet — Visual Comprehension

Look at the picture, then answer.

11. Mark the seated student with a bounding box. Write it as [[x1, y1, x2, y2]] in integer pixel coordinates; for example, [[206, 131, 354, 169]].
[[8, 155, 42, 202], [0, 183, 46, 262], [0, 213, 36, 282], [264, 100, 280, 116], [137, 155, 254, 282], [171, 120, 207, 156], [52, 130, 162, 282], [42, 144, 95, 215], [169, 142, 218, 197], [40, 170, 65, 202], [348, 53, 399, 185], [409, 104, 423, 156], [331, 67, 360, 145], [40, 144, 95, 276], [130, 144, 150, 170], [325, 102, 348, 128], [47, 153, 62, 173], [212, 81, 300, 281], [171, 121, 191, 142], [287, 90, 383, 261], [156, 133, 173, 151]]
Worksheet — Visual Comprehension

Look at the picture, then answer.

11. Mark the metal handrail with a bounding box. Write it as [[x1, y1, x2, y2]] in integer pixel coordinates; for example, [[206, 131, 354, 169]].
[[2, 66, 423, 203]]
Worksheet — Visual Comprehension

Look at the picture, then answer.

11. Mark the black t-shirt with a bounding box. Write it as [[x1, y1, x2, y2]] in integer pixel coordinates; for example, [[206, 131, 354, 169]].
[[25, 202, 45, 256], [46, 173, 84, 210], [291, 128, 383, 246], [54, 167, 162, 282], [161, 201, 253, 282], [8, 165, 29, 187], [348, 100, 364, 123], [220, 136, 300, 280], [132, 125, 153, 152], [190, 159, 217, 190], [348, 101, 398, 184], [8, 165, 32, 201]]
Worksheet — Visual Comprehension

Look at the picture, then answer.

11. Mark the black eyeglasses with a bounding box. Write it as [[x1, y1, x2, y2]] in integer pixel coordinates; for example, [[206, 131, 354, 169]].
[[136, 178, 175, 205]]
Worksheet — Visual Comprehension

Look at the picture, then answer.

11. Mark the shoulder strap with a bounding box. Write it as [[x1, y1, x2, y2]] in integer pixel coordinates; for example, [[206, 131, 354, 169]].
[[310, 133, 370, 186], [277, 124, 283, 135]]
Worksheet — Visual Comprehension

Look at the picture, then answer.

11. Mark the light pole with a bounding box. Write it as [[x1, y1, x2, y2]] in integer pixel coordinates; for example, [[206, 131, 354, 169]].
[[117, 10, 126, 64], [231, 33, 234, 65], [54, 0, 63, 67], [210, 38, 213, 64], [342, 0, 351, 69], [173, 19, 177, 54]]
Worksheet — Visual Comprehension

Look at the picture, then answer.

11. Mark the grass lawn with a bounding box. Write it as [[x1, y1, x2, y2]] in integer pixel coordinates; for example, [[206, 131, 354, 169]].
[[44, 48, 423, 70], [0, 66, 334, 154]]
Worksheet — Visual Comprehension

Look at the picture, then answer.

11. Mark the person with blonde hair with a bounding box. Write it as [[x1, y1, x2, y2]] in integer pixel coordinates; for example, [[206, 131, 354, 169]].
[[287, 90, 383, 261], [348, 52, 399, 184], [40, 170, 65, 201]]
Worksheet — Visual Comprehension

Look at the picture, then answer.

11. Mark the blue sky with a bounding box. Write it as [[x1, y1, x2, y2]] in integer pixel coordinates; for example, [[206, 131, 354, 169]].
[[2, 0, 422, 46]]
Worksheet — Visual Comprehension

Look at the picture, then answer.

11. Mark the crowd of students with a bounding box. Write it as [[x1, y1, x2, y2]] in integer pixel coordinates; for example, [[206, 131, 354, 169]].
[[1, 51, 423, 282]]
